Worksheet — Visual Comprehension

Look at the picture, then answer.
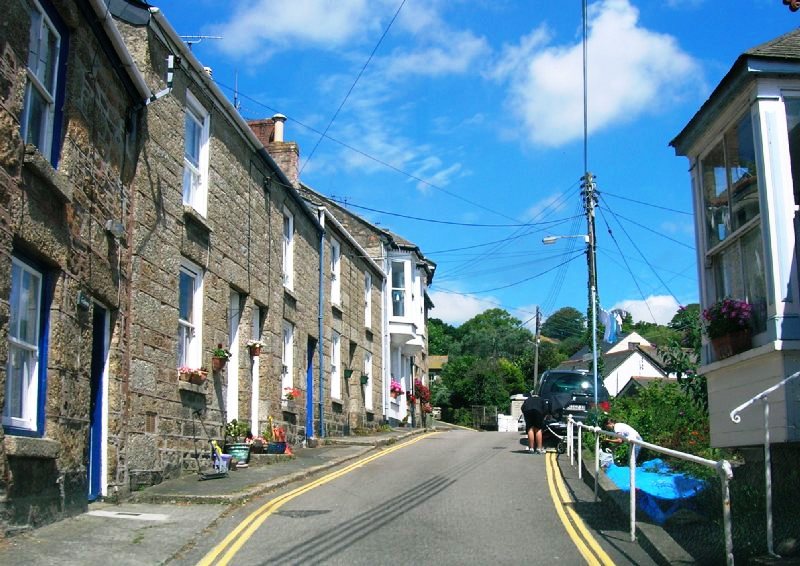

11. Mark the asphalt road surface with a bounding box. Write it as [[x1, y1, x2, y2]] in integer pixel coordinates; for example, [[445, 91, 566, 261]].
[[193, 429, 659, 565]]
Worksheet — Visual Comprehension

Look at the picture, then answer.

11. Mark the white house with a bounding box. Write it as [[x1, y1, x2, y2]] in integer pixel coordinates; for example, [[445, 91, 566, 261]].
[[556, 332, 671, 396], [670, 29, 800, 450]]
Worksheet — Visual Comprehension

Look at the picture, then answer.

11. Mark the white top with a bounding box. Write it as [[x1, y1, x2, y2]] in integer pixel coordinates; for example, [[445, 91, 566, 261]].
[[613, 423, 642, 442]]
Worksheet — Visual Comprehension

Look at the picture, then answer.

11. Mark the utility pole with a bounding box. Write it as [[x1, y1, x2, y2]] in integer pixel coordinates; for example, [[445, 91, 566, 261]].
[[533, 306, 541, 392], [582, 172, 599, 408]]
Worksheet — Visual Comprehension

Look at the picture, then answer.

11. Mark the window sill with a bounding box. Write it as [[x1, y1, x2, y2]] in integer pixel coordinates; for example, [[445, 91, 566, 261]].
[[178, 381, 207, 394], [4, 435, 61, 459], [183, 205, 213, 233], [23, 145, 72, 202], [283, 287, 298, 302]]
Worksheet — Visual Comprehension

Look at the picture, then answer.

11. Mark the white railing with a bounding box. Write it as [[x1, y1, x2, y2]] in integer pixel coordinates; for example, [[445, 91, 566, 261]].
[[729, 370, 800, 558], [566, 417, 734, 565]]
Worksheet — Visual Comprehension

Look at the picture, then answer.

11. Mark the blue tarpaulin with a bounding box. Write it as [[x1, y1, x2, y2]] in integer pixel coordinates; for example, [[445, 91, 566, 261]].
[[604, 458, 707, 525]]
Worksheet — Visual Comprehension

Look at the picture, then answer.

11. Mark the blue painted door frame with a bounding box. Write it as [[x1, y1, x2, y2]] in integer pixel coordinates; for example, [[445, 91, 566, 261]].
[[88, 305, 107, 501]]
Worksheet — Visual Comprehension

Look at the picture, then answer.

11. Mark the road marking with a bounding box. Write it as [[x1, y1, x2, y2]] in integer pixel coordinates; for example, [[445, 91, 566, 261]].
[[196, 432, 437, 566], [545, 452, 615, 565]]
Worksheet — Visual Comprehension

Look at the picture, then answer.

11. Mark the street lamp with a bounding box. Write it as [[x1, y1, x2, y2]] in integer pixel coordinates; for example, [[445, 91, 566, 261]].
[[542, 234, 599, 410]]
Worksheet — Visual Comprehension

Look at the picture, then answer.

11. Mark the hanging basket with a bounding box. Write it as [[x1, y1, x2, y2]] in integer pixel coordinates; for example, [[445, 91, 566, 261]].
[[344, 369, 354, 379], [711, 329, 751, 360], [248, 345, 262, 357], [360, 374, 369, 386], [211, 356, 228, 372]]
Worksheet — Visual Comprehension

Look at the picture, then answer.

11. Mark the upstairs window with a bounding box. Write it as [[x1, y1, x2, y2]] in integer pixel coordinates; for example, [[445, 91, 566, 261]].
[[700, 109, 766, 334], [282, 208, 294, 290], [21, 0, 67, 167], [4, 256, 48, 434], [178, 261, 203, 369], [182, 91, 210, 215], [330, 239, 341, 305], [391, 261, 406, 317], [364, 272, 372, 327]]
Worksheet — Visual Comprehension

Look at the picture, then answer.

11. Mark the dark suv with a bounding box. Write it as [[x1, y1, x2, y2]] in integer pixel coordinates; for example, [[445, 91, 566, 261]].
[[535, 369, 611, 429]]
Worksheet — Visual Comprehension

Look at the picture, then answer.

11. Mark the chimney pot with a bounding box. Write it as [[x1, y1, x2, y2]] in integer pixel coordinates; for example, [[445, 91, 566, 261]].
[[272, 113, 287, 142]]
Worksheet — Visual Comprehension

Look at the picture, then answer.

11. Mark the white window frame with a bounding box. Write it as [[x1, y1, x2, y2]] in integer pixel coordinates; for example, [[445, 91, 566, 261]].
[[330, 238, 341, 305], [178, 260, 204, 369], [282, 208, 294, 290], [364, 351, 373, 410], [21, 0, 63, 165], [3, 257, 44, 431], [282, 320, 294, 393], [182, 90, 210, 216], [331, 331, 341, 399], [391, 260, 408, 317], [364, 272, 372, 328]]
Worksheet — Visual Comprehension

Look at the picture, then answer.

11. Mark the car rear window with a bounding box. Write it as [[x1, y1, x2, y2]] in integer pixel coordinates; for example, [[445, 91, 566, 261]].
[[545, 373, 594, 393]]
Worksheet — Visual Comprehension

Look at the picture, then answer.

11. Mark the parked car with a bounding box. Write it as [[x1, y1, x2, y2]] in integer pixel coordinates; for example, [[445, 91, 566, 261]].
[[535, 369, 611, 422], [517, 413, 526, 432], [534, 369, 611, 451]]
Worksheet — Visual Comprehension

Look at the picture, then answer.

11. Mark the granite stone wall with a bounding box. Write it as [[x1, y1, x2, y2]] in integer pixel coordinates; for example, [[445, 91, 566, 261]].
[[0, 0, 139, 532]]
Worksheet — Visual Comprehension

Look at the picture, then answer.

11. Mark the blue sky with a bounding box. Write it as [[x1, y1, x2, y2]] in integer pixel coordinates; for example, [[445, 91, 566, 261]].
[[148, 0, 796, 327]]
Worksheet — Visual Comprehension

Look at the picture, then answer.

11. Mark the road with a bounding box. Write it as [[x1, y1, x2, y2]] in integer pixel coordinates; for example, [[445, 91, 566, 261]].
[[190, 429, 658, 565]]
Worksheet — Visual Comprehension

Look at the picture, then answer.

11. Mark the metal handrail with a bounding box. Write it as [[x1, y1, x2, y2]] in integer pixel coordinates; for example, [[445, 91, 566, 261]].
[[729, 370, 800, 558], [567, 417, 734, 565]]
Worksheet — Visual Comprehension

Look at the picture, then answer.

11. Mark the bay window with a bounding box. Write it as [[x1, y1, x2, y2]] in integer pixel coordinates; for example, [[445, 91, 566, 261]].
[[701, 109, 766, 333]]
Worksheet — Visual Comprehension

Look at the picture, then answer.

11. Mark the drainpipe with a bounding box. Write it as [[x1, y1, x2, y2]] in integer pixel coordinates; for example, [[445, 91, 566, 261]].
[[316, 209, 326, 438]]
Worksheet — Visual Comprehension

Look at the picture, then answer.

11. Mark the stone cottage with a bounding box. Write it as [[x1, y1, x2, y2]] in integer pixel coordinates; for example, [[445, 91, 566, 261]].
[[0, 0, 152, 531], [116, 7, 325, 490]]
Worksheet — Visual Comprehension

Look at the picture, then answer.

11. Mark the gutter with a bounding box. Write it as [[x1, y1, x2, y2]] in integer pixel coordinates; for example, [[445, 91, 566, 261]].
[[88, 0, 152, 102]]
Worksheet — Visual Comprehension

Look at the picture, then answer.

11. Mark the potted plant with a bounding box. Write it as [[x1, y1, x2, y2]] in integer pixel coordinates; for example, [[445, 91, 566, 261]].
[[284, 387, 301, 401], [211, 343, 232, 371], [246, 339, 264, 357], [702, 297, 753, 359], [178, 366, 208, 385], [389, 379, 403, 400], [224, 419, 251, 463]]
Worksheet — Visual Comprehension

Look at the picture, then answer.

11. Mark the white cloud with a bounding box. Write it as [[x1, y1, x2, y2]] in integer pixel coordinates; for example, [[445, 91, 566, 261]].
[[382, 32, 490, 79], [212, 0, 385, 59], [429, 290, 500, 326], [525, 193, 569, 221], [611, 294, 680, 326], [491, 0, 701, 148]]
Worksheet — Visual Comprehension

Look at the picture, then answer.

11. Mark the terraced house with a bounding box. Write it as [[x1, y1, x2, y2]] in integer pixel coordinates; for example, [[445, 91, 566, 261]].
[[0, 0, 150, 531], [0, 0, 435, 535]]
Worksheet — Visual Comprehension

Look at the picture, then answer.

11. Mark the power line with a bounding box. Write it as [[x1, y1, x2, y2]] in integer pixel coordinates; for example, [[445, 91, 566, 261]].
[[326, 197, 575, 227], [300, 0, 406, 176], [601, 191, 692, 216]]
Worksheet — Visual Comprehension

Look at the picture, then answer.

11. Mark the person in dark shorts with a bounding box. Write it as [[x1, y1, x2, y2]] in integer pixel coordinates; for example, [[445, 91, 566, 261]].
[[521, 395, 547, 454]]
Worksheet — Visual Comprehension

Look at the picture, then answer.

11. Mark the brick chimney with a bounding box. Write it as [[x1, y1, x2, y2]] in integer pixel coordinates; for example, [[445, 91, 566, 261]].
[[248, 114, 300, 188]]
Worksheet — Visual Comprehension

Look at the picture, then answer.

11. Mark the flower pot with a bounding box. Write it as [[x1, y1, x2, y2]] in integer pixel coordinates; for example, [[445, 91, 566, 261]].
[[249, 345, 261, 356], [360, 374, 368, 386], [344, 369, 354, 379], [211, 356, 228, 372], [266, 441, 287, 454], [189, 371, 207, 385], [711, 329, 751, 360], [390, 391, 399, 400], [179, 371, 192, 382], [224, 442, 251, 463]]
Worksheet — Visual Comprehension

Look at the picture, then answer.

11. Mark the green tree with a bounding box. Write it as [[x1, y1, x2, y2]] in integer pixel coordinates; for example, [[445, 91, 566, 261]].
[[428, 318, 459, 355], [669, 303, 701, 348], [541, 307, 585, 340], [456, 308, 533, 359]]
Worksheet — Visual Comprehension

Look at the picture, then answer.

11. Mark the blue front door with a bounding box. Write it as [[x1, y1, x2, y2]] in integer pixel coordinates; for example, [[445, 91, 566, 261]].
[[88, 305, 107, 501]]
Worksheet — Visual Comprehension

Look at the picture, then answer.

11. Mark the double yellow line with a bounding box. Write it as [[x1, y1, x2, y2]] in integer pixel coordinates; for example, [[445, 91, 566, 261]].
[[545, 452, 615, 565], [196, 432, 435, 566]]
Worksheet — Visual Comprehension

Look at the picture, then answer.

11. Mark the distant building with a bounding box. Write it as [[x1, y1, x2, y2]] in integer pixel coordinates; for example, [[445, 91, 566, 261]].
[[557, 332, 671, 396]]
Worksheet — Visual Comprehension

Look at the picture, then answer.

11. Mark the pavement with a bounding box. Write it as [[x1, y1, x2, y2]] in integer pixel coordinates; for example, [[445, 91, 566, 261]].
[[0, 424, 713, 565]]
